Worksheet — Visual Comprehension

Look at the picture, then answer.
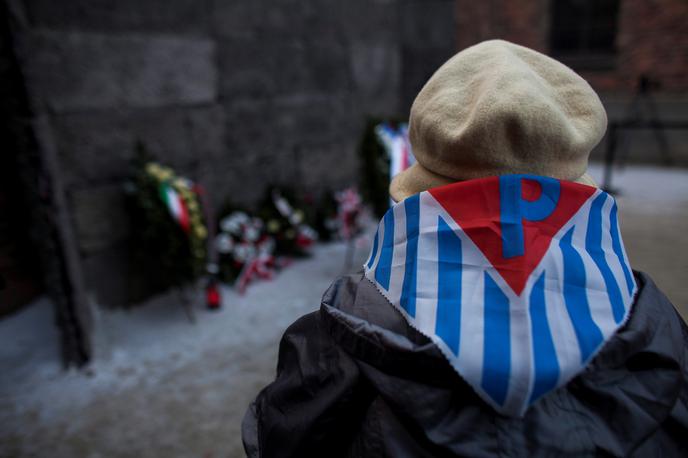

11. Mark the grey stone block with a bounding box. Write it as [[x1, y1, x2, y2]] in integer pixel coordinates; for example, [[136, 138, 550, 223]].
[[350, 40, 401, 116], [222, 94, 357, 158], [70, 184, 130, 254], [17, 30, 217, 112], [400, 0, 456, 48], [294, 140, 361, 194], [209, 100, 300, 206], [211, 0, 257, 40], [397, 0, 457, 112], [216, 40, 279, 100], [23, 0, 211, 34], [212, 0, 347, 43], [53, 105, 225, 188], [197, 150, 296, 209], [186, 104, 228, 163], [222, 99, 280, 157], [81, 239, 166, 307], [217, 38, 351, 100], [337, 0, 400, 43], [212, 0, 304, 41], [211, 96, 360, 207], [272, 94, 357, 146], [400, 46, 455, 112]]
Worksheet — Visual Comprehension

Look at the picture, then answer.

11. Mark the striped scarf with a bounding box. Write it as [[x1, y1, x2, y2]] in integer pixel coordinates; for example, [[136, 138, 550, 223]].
[[364, 175, 636, 417]]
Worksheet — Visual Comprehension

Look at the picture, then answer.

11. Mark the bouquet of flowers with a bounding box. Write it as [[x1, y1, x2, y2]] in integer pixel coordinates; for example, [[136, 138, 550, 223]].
[[215, 211, 268, 278], [335, 187, 364, 241], [258, 188, 318, 257]]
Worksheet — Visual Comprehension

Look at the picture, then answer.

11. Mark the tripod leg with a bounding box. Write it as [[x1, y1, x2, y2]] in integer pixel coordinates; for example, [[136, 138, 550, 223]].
[[645, 96, 673, 165], [651, 120, 673, 165], [603, 124, 617, 193]]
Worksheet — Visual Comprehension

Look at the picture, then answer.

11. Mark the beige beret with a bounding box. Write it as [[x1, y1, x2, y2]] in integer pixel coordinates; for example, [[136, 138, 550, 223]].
[[390, 39, 606, 202]]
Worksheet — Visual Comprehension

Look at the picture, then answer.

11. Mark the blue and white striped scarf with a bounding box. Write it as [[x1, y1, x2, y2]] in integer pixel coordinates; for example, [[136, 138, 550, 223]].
[[364, 175, 636, 417]]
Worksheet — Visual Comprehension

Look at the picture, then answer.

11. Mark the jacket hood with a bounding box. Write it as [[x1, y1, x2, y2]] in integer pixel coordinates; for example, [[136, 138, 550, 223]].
[[321, 271, 686, 456]]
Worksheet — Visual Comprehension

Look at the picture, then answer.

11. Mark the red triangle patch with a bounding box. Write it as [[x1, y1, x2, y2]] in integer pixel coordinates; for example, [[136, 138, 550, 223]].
[[429, 176, 596, 296]]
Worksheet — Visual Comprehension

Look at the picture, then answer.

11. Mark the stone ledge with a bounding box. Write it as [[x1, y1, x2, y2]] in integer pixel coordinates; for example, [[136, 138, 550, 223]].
[[17, 30, 217, 112], [70, 184, 130, 255], [22, 0, 211, 35], [53, 104, 226, 188]]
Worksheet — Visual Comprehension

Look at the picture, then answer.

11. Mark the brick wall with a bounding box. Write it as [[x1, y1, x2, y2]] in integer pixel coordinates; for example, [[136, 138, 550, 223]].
[[455, 0, 688, 164], [455, 0, 688, 92], [456, 0, 548, 53], [566, 0, 687, 92]]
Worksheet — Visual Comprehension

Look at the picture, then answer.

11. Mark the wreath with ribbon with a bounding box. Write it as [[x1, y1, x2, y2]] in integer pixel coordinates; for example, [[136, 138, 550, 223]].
[[129, 157, 208, 288]]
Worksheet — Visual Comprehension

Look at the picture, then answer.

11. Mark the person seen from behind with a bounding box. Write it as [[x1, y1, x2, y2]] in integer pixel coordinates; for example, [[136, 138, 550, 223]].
[[243, 40, 688, 457]]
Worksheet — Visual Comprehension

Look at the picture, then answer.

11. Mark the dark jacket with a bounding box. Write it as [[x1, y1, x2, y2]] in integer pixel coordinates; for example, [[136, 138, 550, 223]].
[[242, 271, 688, 457]]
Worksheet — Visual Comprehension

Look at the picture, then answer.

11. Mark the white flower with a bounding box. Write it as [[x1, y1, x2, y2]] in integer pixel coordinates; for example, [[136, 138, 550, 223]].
[[220, 212, 249, 234], [257, 237, 275, 257], [215, 233, 234, 254], [245, 226, 260, 242], [325, 218, 339, 231], [272, 191, 293, 218], [298, 225, 318, 241], [251, 217, 264, 230], [289, 210, 304, 225], [234, 243, 256, 263]]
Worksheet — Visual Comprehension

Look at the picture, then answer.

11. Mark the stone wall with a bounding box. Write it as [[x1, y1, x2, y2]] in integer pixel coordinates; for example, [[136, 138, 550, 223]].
[[6, 0, 456, 306], [456, 0, 547, 53], [591, 0, 688, 92], [399, 0, 457, 110], [456, 0, 688, 92]]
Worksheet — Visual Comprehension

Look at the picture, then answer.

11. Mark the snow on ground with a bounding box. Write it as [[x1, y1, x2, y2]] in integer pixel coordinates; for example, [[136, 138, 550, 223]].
[[1, 239, 370, 458], [587, 162, 688, 206], [1, 164, 686, 458]]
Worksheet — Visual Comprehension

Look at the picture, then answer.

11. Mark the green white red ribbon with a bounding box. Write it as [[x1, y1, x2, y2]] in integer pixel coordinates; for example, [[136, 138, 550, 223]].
[[159, 182, 190, 234]]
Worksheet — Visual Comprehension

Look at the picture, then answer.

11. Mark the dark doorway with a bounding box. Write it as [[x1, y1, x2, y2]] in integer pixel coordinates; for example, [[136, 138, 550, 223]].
[[0, 164, 43, 317]]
